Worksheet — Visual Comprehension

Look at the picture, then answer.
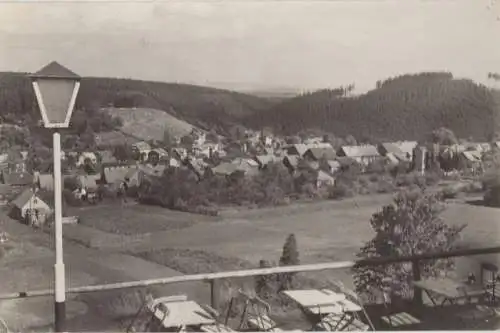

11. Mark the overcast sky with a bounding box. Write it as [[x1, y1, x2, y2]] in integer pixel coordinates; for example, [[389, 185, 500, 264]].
[[1, 0, 499, 93]]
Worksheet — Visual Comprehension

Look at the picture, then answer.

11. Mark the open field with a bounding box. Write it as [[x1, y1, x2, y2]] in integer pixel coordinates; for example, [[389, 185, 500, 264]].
[[103, 107, 196, 141], [69, 203, 220, 235]]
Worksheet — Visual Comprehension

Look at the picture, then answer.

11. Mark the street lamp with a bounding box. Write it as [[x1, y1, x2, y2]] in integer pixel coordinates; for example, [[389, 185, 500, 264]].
[[30, 61, 81, 333]]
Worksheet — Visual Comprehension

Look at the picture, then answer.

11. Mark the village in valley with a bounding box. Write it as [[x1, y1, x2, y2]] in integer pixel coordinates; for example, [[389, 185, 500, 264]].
[[2, 1, 500, 332]]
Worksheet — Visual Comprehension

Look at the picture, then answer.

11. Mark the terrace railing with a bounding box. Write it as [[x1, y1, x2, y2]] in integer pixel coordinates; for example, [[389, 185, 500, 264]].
[[2, 245, 500, 309]]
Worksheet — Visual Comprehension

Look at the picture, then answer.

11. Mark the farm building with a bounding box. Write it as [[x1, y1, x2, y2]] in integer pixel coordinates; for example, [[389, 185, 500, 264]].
[[303, 147, 337, 162], [10, 188, 51, 223], [315, 170, 335, 188], [337, 145, 381, 166]]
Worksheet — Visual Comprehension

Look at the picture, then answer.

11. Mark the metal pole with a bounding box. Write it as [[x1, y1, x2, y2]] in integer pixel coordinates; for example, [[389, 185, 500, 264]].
[[53, 131, 66, 332]]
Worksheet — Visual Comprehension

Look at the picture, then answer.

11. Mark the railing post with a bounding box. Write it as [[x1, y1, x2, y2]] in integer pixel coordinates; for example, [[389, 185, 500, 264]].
[[412, 259, 423, 308], [210, 279, 218, 309]]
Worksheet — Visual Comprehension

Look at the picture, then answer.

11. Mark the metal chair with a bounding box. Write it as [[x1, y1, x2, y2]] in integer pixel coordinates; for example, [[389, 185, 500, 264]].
[[481, 263, 499, 305], [379, 289, 421, 329], [199, 304, 237, 332], [237, 289, 280, 332]]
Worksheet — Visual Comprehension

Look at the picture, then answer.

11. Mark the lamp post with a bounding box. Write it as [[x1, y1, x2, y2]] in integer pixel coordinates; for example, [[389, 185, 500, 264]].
[[30, 61, 81, 333]]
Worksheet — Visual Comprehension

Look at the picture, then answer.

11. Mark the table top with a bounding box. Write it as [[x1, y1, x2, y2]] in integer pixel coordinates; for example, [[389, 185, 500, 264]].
[[150, 300, 216, 328], [413, 278, 486, 299], [282, 289, 360, 315]]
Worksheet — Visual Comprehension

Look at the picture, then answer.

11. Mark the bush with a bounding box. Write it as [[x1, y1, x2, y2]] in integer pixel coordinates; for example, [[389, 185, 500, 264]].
[[375, 178, 396, 193], [441, 186, 459, 199], [328, 183, 355, 199]]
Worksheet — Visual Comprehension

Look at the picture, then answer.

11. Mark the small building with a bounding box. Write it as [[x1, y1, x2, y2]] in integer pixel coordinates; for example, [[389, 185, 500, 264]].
[[337, 145, 381, 166], [253, 155, 282, 169], [10, 188, 51, 221], [315, 170, 335, 188], [459, 150, 483, 173], [132, 141, 152, 160], [283, 155, 301, 173], [303, 147, 337, 162]]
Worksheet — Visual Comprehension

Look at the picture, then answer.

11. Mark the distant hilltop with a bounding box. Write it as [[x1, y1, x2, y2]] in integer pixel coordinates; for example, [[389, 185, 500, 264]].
[[0, 71, 498, 142]]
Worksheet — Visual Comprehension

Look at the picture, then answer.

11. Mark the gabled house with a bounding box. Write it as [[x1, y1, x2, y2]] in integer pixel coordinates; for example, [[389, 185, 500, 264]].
[[253, 155, 282, 169], [147, 148, 169, 164], [303, 147, 337, 162], [283, 144, 308, 157], [10, 188, 51, 221], [393, 141, 418, 160], [337, 145, 381, 166], [283, 155, 301, 173], [459, 150, 483, 172], [315, 170, 335, 188], [132, 141, 152, 161], [231, 157, 260, 176]]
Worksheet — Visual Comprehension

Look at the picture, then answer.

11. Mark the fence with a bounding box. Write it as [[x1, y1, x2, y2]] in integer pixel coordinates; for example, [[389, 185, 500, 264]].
[[2, 245, 500, 309]]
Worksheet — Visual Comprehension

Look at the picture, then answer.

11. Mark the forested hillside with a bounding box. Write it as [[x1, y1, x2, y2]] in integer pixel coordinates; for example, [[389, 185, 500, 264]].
[[0, 72, 275, 132], [246, 72, 499, 142]]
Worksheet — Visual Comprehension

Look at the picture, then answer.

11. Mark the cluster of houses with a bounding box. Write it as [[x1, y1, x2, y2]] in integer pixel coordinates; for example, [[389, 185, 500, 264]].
[[1, 126, 499, 226]]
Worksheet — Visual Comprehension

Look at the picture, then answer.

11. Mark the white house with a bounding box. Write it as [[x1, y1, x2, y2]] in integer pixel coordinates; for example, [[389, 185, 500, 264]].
[[10, 188, 51, 222]]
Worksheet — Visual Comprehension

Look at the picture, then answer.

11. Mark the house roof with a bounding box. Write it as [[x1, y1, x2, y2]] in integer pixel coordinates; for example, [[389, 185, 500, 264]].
[[339, 145, 380, 158], [380, 143, 404, 156], [462, 151, 482, 162], [212, 163, 239, 176], [284, 144, 308, 156], [385, 153, 400, 165], [133, 141, 151, 151], [231, 157, 259, 168], [254, 155, 281, 166], [10, 188, 48, 209], [152, 148, 169, 156], [37, 174, 54, 190], [317, 170, 335, 181], [304, 147, 337, 160], [283, 155, 300, 167], [327, 160, 341, 170], [393, 141, 418, 155], [3, 172, 34, 186]]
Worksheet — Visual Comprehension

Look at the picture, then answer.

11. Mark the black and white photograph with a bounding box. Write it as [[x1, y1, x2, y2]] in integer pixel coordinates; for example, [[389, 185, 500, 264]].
[[1, 0, 500, 331]]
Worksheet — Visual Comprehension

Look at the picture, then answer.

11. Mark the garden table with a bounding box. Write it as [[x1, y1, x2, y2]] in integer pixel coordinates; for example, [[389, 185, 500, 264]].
[[149, 299, 216, 330], [413, 278, 486, 307]]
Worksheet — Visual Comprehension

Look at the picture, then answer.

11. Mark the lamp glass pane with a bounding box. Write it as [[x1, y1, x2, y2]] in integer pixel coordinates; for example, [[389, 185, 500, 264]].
[[36, 78, 75, 125]]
